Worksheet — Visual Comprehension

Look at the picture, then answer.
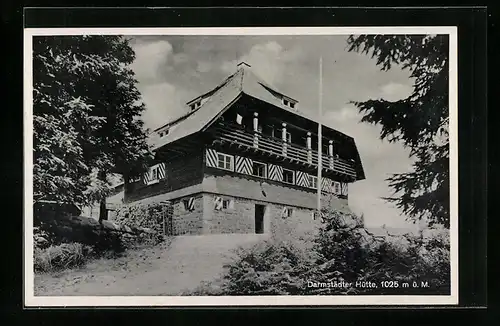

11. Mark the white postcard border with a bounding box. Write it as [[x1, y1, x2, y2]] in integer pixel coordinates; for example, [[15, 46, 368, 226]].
[[23, 26, 459, 307]]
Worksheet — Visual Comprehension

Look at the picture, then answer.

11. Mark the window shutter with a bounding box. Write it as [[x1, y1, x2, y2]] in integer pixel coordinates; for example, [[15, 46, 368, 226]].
[[213, 196, 223, 210], [236, 114, 243, 125], [206, 148, 218, 168]]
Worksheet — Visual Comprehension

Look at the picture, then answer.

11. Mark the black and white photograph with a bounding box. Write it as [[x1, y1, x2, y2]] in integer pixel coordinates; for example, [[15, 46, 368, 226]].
[[24, 26, 458, 306]]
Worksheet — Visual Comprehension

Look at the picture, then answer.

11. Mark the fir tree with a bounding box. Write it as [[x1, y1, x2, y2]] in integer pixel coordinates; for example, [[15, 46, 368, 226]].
[[33, 35, 152, 219], [347, 35, 450, 228]]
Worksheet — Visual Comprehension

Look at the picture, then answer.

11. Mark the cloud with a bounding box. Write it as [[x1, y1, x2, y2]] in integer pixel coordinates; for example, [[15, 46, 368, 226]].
[[130, 40, 173, 83], [173, 53, 189, 65], [380, 82, 413, 101], [324, 105, 414, 229], [197, 61, 212, 73], [220, 41, 303, 86], [138, 82, 188, 131]]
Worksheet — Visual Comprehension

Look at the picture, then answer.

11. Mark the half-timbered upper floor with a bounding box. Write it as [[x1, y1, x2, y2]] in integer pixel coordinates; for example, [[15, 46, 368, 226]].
[[150, 61, 365, 184]]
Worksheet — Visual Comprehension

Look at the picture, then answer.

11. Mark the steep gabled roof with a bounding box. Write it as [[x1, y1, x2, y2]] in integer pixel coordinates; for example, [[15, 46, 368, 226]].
[[153, 63, 319, 151], [151, 63, 365, 180], [152, 68, 244, 150]]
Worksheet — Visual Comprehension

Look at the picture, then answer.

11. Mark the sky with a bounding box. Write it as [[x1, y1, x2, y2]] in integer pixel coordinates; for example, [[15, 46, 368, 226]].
[[127, 34, 426, 231]]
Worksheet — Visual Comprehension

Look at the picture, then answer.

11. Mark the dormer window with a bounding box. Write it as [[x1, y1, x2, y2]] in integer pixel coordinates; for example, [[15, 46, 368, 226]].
[[189, 99, 202, 112], [282, 97, 297, 109], [158, 128, 169, 138]]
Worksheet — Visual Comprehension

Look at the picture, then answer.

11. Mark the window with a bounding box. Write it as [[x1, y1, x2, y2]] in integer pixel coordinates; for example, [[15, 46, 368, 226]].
[[190, 104, 196, 111], [151, 166, 159, 180], [282, 98, 297, 109], [283, 207, 294, 218], [308, 175, 318, 189], [334, 182, 341, 194], [222, 199, 234, 210], [282, 169, 295, 184], [252, 161, 267, 178], [217, 153, 234, 171], [146, 165, 161, 185], [158, 129, 169, 138]]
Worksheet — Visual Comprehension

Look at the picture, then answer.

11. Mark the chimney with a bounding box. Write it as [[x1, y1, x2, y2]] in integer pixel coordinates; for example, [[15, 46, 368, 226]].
[[237, 61, 251, 70]]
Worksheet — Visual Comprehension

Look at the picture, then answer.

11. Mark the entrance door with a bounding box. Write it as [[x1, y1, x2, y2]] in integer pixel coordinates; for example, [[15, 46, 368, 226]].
[[255, 204, 265, 234]]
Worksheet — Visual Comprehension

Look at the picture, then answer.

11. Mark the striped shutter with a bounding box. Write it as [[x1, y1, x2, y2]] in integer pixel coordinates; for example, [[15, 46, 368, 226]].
[[158, 163, 166, 179], [321, 178, 333, 192], [235, 155, 253, 175], [142, 170, 150, 184], [213, 196, 223, 210], [187, 197, 195, 210], [206, 148, 218, 168], [296, 171, 309, 187], [341, 183, 348, 196], [183, 197, 195, 211], [268, 164, 283, 181]]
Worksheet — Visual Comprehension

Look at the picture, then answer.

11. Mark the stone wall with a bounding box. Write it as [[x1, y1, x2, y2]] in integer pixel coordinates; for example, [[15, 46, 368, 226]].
[[268, 204, 320, 239], [201, 193, 322, 237], [202, 194, 256, 234], [202, 173, 350, 211], [171, 194, 204, 235]]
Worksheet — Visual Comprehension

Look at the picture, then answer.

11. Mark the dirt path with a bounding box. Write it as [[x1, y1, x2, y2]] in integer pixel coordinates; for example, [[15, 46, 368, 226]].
[[34, 234, 265, 296]]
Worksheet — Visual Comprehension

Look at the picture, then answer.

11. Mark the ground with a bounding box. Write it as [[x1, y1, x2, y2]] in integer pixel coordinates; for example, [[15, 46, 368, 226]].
[[34, 234, 265, 296]]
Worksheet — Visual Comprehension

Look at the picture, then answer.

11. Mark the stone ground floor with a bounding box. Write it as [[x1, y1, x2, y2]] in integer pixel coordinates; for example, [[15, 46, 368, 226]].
[[168, 192, 352, 237]]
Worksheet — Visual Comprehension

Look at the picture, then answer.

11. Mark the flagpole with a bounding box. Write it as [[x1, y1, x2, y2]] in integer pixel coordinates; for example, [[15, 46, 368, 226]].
[[317, 56, 323, 214]]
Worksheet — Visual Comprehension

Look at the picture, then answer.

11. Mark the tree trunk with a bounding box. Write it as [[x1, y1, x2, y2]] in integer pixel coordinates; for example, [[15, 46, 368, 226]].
[[98, 170, 108, 223]]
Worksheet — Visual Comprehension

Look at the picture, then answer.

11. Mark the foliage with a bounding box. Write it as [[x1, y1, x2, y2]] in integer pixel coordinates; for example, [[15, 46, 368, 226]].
[[216, 238, 318, 295], [347, 35, 450, 228], [34, 242, 95, 273], [33, 226, 51, 250], [114, 202, 171, 247], [191, 210, 450, 296], [309, 209, 450, 295], [33, 35, 152, 212]]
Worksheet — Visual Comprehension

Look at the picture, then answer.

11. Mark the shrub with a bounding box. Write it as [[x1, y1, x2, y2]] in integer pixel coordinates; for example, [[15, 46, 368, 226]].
[[216, 238, 317, 295], [308, 209, 450, 295], [114, 202, 170, 248], [195, 209, 451, 296], [34, 242, 95, 273], [33, 226, 51, 250]]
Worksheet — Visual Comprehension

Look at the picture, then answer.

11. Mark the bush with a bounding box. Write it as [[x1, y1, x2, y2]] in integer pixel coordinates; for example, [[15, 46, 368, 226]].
[[114, 202, 170, 248], [194, 209, 450, 296], [218, 238, 317, 295], [34, 242, 95, 273], [33, 226, 51, 250], [309, 209, 450, 295]]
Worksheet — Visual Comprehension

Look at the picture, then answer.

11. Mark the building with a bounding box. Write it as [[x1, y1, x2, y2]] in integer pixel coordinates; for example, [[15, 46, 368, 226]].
[[124, 62, 365, 236], [80, 181, 125, 220]]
